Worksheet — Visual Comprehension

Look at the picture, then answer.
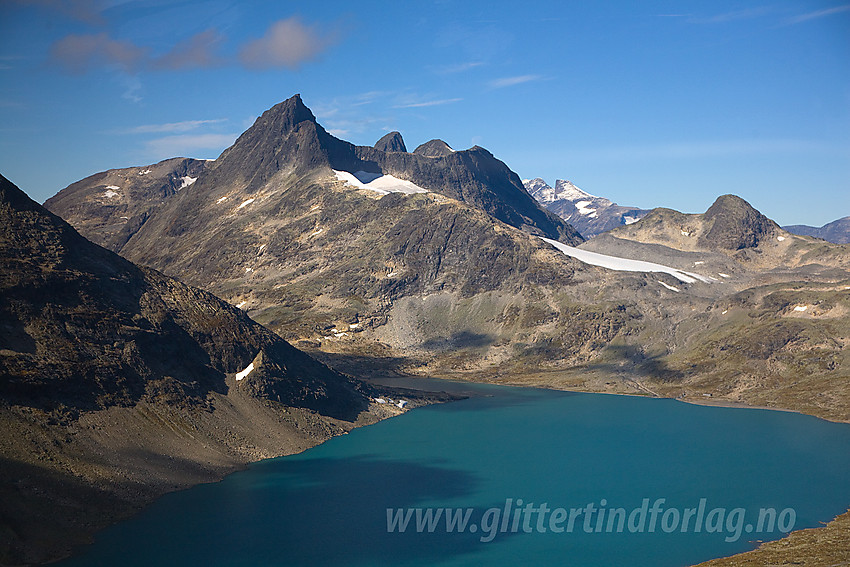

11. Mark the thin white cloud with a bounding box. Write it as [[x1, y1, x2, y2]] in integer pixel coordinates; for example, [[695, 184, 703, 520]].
[[686, 7, 772, 24], [239, 17, 337, 69], [393, 98, 463, 108], [144, 133, 238, 159], [119, 74, 142, 104], [432, 61, 485, 74], [785, 4, 850, 24], [124, 119, 227, 134], [488, 74, 542, 89]]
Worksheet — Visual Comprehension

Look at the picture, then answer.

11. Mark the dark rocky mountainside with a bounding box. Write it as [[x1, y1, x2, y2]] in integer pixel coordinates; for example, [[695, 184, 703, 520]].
[[1, 173, 419, 565], [2, 173, 366, 419], [374, 131, 407, 153], [44, 157, 209, 252], [784, 216, 850, 244], [524, 178, 650, 238]]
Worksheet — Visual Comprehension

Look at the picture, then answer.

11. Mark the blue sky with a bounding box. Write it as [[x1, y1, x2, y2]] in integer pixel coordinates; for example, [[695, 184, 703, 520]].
[[1, 0, 848, 226]]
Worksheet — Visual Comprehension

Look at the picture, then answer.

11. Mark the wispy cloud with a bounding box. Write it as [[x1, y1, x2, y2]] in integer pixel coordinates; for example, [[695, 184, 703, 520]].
[[785, 4, 850, 24], [432, 61, 485, 74], [119, 74, 142, 103], [685, 7, 772, 24], [144, 133, 238, 160], [123, 119, 227, 134], [153, 29, 226, 70], [393, 98, 463, 108], [488, 74, 543, 89], [239, 17, 337, 69], [50, 32, 148, 73]]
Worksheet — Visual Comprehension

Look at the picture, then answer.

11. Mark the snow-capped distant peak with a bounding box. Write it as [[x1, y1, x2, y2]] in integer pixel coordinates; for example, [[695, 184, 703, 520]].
[[554, 179, 597, 201]]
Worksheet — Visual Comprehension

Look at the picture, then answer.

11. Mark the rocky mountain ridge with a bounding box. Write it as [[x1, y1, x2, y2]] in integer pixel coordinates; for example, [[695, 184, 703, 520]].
[[784, 216, 850, 244], [524, 177, 650, 238]]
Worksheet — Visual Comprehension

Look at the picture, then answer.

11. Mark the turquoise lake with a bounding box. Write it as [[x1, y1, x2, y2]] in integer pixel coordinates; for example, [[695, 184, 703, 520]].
[[60, 383, 850, 566]]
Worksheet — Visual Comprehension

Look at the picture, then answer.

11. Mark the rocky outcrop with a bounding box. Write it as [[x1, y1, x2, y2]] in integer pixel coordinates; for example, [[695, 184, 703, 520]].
[[374, 131, 407, 153], [412, 139, 455, 157], [699, 194, 779, 250]]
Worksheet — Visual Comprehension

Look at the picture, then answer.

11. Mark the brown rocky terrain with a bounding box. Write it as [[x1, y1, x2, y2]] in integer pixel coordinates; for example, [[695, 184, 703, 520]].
[[0, 173, 454, 565]]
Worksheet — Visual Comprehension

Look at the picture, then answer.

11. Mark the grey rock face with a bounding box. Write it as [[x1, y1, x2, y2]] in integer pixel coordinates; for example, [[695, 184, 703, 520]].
[[374, 131, 407, 153]]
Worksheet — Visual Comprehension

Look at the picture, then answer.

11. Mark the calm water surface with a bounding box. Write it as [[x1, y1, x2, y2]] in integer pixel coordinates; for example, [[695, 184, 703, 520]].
[[60, 383, 850, 566]]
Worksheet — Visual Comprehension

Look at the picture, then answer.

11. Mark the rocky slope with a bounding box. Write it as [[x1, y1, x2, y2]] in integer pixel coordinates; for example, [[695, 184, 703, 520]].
[[0, 173, 438, 565], [43, 157, 209, 253], [784, 216, 850, 244], [524, 177, 650, 238]]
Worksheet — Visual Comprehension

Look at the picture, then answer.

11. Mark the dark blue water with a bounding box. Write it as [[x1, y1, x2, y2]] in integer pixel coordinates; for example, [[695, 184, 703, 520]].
[[60, 385, 850, 566]]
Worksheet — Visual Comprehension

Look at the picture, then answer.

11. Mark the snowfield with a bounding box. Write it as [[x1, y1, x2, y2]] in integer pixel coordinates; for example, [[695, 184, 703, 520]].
[[334, 170, 428, 195], [540, 237, 712, 284]]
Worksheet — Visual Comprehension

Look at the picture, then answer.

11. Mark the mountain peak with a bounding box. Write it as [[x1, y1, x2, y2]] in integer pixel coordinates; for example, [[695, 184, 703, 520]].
[[700, 194, 778, 250], [374, 131, 407, 153], [554, 179, 596, 201], [413, 139, 454, 157]]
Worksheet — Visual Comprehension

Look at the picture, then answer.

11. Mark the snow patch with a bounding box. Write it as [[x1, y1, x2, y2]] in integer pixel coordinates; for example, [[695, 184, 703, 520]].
[[374, 398, 387, 404], [777, 236, 786, 242], [235, 301, 247, 309], [575, 200, 597, 216], [540, 237, 712, 284], [718, 273, 731, 278], [216, 196, 228, 204], [623, 216, 639, 225], [657, 280, 681, 292], [397, 400, 408, 409], [681, 230, 690, 236], [178, 176, 197, 189], [793, 305, 808, 312], [235, 362, 254, 381], [138, 169, 151, 175], [694, 261, 704, 265], [103, 188, 119, 198], [334, 170, 428, 195], [310, 228, 323, 237], [237, 198, 255, 209], [722, 310, 728, 315], [245, 267, 253, 273]]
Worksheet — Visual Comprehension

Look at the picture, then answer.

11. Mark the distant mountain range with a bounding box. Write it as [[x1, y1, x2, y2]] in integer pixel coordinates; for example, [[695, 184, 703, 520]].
[[523, 178, 650, 238], [783, 216, 850, 244]]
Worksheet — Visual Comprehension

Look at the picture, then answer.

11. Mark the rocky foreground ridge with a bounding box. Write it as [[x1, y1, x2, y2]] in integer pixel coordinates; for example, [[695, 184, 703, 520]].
[[1, 173, 449, 565]]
